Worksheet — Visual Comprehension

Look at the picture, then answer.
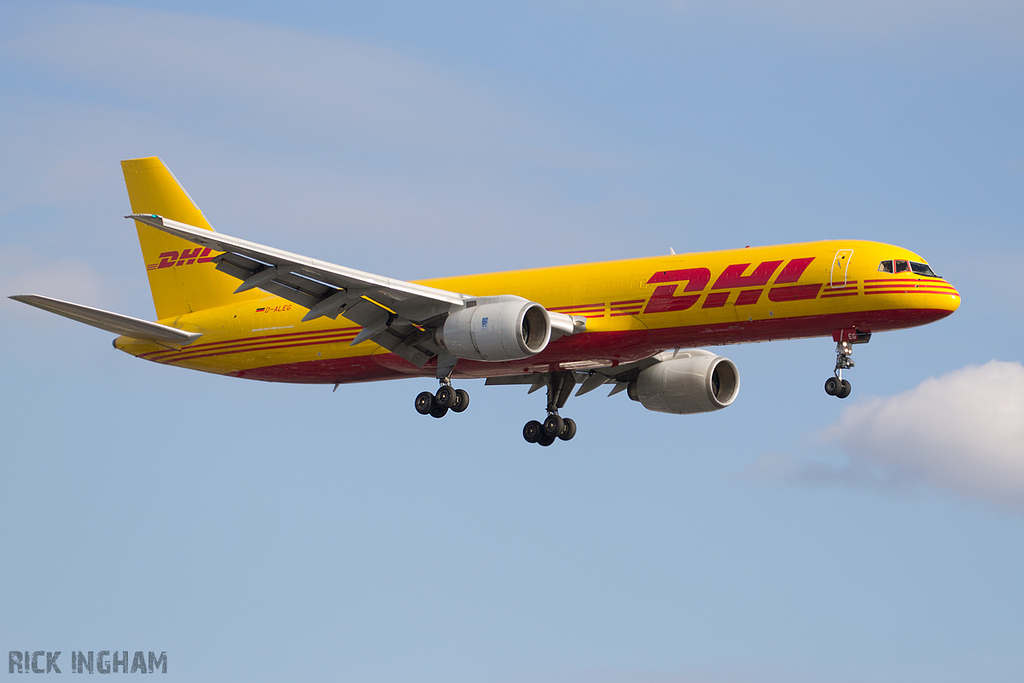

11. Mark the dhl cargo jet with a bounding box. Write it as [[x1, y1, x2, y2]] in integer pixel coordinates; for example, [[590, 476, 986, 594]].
[[12, 158, 960, 446]]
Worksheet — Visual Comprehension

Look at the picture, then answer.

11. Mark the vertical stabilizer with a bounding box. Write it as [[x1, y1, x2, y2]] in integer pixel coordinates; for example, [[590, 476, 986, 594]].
[[122, 157, 259, 319]]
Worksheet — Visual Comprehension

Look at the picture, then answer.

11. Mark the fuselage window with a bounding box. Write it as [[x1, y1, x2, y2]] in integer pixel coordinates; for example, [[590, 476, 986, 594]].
[[910, 261, 939, 277], [894, 260, 909, 273], [878, 260, 894, 273]]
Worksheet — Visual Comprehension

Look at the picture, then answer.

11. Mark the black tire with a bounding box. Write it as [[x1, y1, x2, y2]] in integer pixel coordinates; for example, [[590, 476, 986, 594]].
[[837, 379, 852, 399], [559, 417, 577, 441], [451, 388, 470, 413], [415, 391, 435, 415], [824, 377, 839, 396], [429, 403, 449, 418], [523, 420, 543, 443], [435, 385, 455, 409], [542, 414, 564, 437], [538, 432, 557, 447]]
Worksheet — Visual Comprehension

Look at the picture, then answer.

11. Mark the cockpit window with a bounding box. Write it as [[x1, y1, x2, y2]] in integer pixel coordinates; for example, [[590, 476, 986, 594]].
[[879, 258, 940, 277], [910, 261, 939, 277]]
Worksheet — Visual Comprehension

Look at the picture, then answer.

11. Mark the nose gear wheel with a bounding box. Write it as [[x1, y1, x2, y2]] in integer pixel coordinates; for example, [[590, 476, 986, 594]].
[[824, 331, 868, 399]]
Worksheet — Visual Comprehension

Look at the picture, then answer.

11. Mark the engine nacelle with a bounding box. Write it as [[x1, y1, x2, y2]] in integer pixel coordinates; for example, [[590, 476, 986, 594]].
[[627, 349, 740, 414], [436, 296, 551, 362]]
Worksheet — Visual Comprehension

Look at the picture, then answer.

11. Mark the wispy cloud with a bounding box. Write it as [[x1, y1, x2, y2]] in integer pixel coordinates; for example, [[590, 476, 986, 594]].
[[1, 5, 553, 159], [751, 361, 1024, 508], [0, 5, 633, 270]]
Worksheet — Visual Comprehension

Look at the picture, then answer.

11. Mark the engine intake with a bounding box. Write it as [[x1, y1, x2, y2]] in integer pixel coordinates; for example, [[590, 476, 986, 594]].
[[628, 349, 740, 414], [437, 296, 551, 362]]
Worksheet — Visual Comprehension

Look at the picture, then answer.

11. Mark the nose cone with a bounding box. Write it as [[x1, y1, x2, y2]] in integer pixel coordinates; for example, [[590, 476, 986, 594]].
[[931, 279, 961, 316], [864, 274, 960, 328], [947, 286, 961, 311], [910, 278, 960, 324]]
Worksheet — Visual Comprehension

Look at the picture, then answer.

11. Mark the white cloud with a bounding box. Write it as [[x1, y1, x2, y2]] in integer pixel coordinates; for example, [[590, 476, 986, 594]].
[[761, 361, 1024, 508]]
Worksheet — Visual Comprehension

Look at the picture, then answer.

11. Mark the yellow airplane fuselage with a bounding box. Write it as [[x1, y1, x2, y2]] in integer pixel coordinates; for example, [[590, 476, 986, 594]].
[[115, 239, 960, 383]]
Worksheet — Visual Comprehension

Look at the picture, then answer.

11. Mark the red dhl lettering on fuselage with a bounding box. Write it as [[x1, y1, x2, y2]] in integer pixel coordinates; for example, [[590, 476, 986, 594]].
[[145, 255, 840, 322], [642, 257, 819, 313], [145, 247, 216, 271]]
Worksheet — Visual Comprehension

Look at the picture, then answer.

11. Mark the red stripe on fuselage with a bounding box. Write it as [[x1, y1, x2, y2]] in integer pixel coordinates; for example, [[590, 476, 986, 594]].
[[226, 307, 956, 385], [141, 326, 361, 359], [865, 292, 957, 296], [169, 335, 362, 364], [145, 329, 360, 363], [864, 285, 956, 290]]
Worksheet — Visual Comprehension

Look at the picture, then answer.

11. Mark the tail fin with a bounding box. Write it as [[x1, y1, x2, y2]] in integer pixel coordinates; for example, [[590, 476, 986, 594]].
[[122, 157, 258, 319]]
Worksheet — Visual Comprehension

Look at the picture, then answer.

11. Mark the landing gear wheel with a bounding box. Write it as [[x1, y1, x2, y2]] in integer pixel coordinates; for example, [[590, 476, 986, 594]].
[[837, 379, 852, 399], [542, 414, 564, 437], [450, 388, 470, 413], [415, 391, 435, 415], [429, 403, 449, 418], [435, 385, 456, 409], [523, 420, 543, 443], [525, 371, 581, 446], [824, 332, 867, 400], [558, 417, 577, 441]]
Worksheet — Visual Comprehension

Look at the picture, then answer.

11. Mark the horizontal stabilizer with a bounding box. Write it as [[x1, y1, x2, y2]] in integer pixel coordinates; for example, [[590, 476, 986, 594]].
[[10, 294, 201, 346]]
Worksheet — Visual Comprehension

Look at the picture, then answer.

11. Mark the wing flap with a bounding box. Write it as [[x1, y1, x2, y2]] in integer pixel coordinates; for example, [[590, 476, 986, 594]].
[[259, 280, 323, 310], [10, 294, 201, 345]]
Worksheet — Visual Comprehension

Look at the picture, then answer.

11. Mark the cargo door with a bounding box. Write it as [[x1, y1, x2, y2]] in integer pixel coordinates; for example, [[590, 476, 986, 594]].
[[830, 249, 854, 288]]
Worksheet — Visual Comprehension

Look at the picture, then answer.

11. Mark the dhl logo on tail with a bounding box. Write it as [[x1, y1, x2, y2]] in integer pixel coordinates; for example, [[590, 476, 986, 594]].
[[146, 247, 217, 271]]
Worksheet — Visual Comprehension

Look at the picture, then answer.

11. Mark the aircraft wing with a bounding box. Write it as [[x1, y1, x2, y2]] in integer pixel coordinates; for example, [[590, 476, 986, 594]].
[[129, 213, 469, 368], [10, 294, 201, 346]]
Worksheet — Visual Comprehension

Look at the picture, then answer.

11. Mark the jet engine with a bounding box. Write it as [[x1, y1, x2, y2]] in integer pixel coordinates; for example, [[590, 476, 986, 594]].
[[627, 349, 740, 414], [436, 296, 551, 362]]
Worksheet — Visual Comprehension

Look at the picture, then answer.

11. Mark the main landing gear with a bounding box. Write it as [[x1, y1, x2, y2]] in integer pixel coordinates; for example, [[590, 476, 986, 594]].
[[523, 371, 578, 447], [824, 329, 870, 399], [415, 378, 470, 419]]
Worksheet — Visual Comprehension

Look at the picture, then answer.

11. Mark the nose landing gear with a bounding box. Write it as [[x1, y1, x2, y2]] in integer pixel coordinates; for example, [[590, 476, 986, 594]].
[[824, 329, 870, 399]]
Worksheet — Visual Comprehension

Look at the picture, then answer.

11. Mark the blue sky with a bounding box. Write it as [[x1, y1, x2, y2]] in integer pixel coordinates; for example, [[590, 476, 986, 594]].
[[2, 2, 1022, 681]]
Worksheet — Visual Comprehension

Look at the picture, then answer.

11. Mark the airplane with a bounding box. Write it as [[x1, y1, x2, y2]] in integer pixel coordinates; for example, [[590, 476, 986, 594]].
[[11, 157, 960, 446]]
